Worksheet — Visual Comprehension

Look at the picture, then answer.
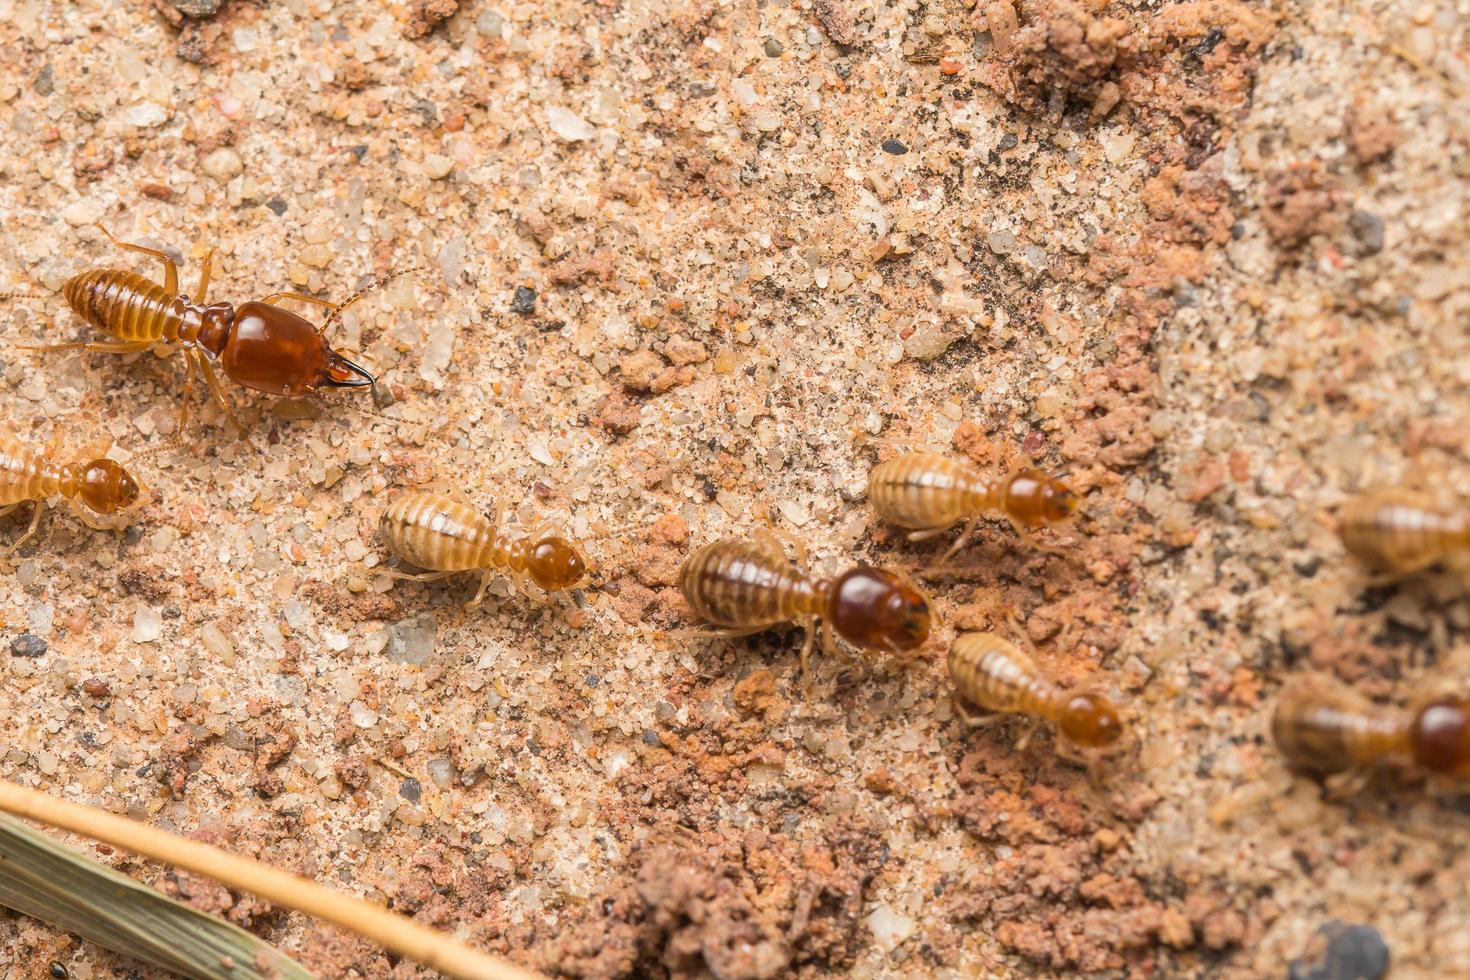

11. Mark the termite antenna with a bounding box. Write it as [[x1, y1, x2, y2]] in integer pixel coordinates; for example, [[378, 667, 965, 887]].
[[322, 264, 425, 334], [123, 438, 186, 466], [585, 518, 663, 541]]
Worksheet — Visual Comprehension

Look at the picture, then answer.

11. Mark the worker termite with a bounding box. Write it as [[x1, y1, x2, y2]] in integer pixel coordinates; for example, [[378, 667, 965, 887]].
[[678, 532, 933, 676], [1337, 487, 1470, 577], [19, 225, 412, 435], [378, 488, 589, 607], [947, 632, 1124, 760], [0, 434, 172, 555], [1272, 673, 1470, 795], [867, 451, 1080, 561]]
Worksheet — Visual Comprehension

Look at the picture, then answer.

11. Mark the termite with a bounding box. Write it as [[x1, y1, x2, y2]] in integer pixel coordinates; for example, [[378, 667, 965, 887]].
[[947, 632, 1124, 756], [1337, 488, 1470, 577], [0, 434, 171, 555], [378, 488, 589, 607], [678, 532, 933, 676], [1272, 674, 1470, 794], [21, 225, 410, 435], [867, 452, 1079, 561]]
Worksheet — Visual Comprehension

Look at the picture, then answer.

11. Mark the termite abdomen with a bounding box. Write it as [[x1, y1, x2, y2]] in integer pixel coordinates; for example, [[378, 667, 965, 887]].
[[1337, 488, 1470, 575]]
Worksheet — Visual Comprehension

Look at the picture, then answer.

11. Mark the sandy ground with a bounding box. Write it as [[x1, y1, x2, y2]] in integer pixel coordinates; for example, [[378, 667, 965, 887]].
[[0, 0, 1467, 976]]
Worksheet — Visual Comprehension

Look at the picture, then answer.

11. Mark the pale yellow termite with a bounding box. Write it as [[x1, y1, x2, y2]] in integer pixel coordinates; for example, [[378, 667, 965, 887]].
[[948, 632, 1124, 753], [378, 488, 588, 607], [0, 433, 165, 555], [1337, 487, 1470, 577], [867, 452, 1079, 560]]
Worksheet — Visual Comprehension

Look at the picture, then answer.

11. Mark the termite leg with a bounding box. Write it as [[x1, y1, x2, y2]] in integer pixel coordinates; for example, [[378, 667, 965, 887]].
[[1, 503, 44, 558], [178, 349, 198, 435], [1009, 520, 1070, 559], [938, 516, 984, 564], [765, 526, 810, 571], [19, 339, 154, 355], [196, 248, 216, 302], [384, 568, 459, 582], [467, 568, 494, 608], [906, 521, 961, 544], [1322, 768, 1372, 800], [66, 498, 123, 532], [798, 616, 817, 679], [95, 225, 178, 295], [952, 696, 1003, 729], [1014, 717, 1041, 752], [195, 356, 248, 437], [674, 624, 771, 642]]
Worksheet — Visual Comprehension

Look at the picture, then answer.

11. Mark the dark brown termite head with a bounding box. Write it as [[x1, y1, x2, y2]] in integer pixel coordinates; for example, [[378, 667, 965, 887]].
[[69, 458, 143, 515], [1409, 700, 1470, 775], [525, 535, 588, 591], [204, 301, 374, 397], [1007, 469, 1080, 527], [1059, 692, 1124, 748], [826, 567, 933, 652]]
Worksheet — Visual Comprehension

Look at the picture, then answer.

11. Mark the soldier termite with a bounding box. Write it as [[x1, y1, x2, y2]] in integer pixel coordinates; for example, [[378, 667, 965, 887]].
[[16, 225, 414, 436], [0, 434, 174, 555], [867, 451, 1080, 562], [1272, 673, 1470, 795], [378, 488, 589, 607], [1337, 487, 1470, 578], [947, 631, 1124, 762], [678, 531, 933, 677]]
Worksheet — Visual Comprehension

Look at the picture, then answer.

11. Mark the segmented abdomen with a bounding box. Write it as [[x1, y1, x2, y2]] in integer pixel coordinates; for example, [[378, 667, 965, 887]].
[[0, 434, 61, 506], [680, 539, 813, 627], [1271, 676, 1406, 775], [1338, 489, 1468, 574], [380, 492, 496, 572], [63, 268, 179, 344], [948, 633, 1056, 718], [868, 453, 981, 530]]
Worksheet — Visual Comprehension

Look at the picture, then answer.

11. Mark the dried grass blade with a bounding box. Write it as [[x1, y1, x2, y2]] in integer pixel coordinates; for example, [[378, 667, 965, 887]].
[[0, 812, 312, 980]]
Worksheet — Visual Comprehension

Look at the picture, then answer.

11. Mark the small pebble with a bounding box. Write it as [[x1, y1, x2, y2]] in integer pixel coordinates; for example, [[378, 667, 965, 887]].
[[426, 757, 456, 789], [169, 0, 224, 15], [400, 778, 423, 802], [511, 285, 537, 315], [1348, 210, 1384, 256], [200, 623, 234, 659], [200, 147, 244, 183], [385, 613, 437, 665], [546, 105, 595, 142], [881, 139, 909, 155], [132, 607, 162, 644], [10, 634, 47, 658], [1288, 920, 1389, 980], [422, 153, 454, 179], [763, 38, 783, 57]]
